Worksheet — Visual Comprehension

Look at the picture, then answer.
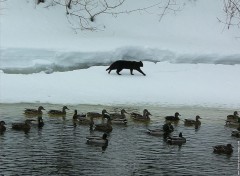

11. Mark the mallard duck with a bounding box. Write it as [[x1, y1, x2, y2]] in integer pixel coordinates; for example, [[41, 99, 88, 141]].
[[73, 110, 92, 125], [165, 112, 181, 121], [12, 120, 31, 132], [24, 106, 45, 116], [226, 111, 239, 124], [225, 112, 239, 126], [162, 122, 174, 134], [95, 117, 113, 133], [131, 109, 151, 122], [166, 132, 186, 145], [87, 109, 109, 119], [73, 110, 86, 120], [26, 116, 44, 128], [147, 128, 165, 136], [184, 115, 201, 126], [213, 144, 233, 154], [232, 130, 240, 138], [86, 133, 108, 146], [111, 118, 127, 125], [110, 109, 128, 119], [0, 121, 6, 133], [48, 106, 69, 116]]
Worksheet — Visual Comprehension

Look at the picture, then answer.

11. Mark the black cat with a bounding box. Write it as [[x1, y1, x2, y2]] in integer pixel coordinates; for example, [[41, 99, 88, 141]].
[[106, 60, 146, 76]]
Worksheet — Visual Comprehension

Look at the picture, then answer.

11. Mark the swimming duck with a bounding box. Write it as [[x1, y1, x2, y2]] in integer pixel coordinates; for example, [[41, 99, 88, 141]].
[[73, 110, 87, 120], [166, 132, 186, 145], [131, 109, 151, 122], [24, 106, 45, 116], [165, 112, 181, 121], [26, 116, 44, 128], [226, 111, 239, 122], [95, 117, 113, 133], [0, 121, 6, 133], [87, 109, 110, 119], [111, 118, 127, 125], [12, 120, 31, 132], [147, 128, 165, 136], [163, 122, 174, 134], [231, 130, 240, 138], [86, 133, 108, 146], [48, 106, 69, 116], [184, 115, 201, 126], [225, 112, 239, 125], [73, 110, 92, 125], [110, 109, 128, 119], [213, 144, 233, 154]]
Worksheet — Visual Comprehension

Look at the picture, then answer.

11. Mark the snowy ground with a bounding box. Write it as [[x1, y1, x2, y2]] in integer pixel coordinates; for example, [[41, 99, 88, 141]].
[[0, 0, 240, 109], [1, 61, 240, 109]]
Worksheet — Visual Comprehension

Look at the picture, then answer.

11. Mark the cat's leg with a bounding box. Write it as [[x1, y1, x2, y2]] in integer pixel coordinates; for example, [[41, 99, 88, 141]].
[[136, 68, 146, 76], [130, 69, 134, 75], [116, 68, 122, 75], [108, 69, 112, 74]]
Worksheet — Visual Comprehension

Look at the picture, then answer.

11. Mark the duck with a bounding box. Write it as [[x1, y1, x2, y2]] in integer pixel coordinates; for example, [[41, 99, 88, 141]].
[[24, 106, 45, 116], [87, 109, 109, 119], [213, 144, 233, 154], [0, 121, 6, 133], [26, 116, 44, 128], [12, 120, 31, 132], [166, 132, 186, 145], [162, 122, 174, 134], [131, 109, 151, 122], [110, 109, 128, 119], [226, 111, 239, 123], [86, 133, 108, 146], [184, 115, 201, 126], [231, 130, 240, 138], [147, 128, 165, 136], [165, 112, 181, 121], [111, 118, 127, 125], [73, 110, 87, 120], [73, 110, 92, 125], [95, 116, 113, 133], [48, 106, 69, 116]]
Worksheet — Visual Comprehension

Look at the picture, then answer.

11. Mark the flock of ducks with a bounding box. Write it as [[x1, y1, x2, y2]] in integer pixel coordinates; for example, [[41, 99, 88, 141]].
[[0, 106, 238, 154]]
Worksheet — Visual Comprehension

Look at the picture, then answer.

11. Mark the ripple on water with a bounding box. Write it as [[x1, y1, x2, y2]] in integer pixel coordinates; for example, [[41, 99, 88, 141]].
[[0, 103, 238, 175]]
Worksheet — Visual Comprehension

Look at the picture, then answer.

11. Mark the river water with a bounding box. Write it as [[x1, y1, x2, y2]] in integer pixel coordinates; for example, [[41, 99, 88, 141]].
[[0, 103, 239, 175]]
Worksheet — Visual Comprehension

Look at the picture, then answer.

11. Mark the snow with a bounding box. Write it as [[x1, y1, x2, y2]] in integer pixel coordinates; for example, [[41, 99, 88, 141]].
[[0, 0, 240, 108]]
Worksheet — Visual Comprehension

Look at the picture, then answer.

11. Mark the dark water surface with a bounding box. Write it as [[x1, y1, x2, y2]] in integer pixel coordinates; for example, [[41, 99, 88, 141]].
[[0, 103, 239, 175]]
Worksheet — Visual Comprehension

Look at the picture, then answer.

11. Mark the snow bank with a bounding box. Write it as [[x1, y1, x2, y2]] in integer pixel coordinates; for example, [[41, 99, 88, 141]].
[[1, 47, 240, 74]]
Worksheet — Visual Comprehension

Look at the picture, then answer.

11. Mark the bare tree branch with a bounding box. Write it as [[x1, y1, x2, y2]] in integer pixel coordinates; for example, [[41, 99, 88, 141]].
[[218, 0, 240, 29], [43, 0, 184, 31]]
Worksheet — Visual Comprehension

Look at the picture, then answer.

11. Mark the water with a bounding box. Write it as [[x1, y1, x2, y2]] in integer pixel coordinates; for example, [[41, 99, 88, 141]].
[[0, 103, 238, 175]]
